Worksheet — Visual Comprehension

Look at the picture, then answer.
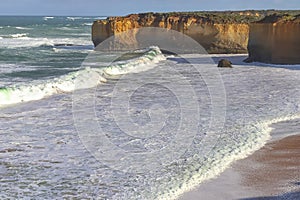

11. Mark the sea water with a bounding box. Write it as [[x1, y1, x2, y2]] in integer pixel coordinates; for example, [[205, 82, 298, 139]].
[[0, 16, 300, 199]]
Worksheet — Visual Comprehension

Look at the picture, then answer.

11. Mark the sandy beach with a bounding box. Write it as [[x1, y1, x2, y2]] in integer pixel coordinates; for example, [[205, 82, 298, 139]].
[[180, 119, 300, 200]]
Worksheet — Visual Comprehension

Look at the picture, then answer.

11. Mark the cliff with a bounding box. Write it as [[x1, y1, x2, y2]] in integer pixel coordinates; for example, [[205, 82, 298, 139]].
[[246, 14, 300, 64], [92, 11, 264, 53]]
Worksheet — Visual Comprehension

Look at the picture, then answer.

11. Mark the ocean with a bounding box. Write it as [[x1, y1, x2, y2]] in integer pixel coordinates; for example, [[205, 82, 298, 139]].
[[0, 16, 300, 199]]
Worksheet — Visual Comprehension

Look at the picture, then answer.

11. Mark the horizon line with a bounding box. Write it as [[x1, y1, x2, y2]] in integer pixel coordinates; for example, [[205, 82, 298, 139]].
[[0, 9, 299, 17]]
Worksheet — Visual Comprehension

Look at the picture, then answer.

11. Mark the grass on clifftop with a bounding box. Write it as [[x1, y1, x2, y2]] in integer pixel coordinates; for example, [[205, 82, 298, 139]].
[[133, 10, 300, 23]]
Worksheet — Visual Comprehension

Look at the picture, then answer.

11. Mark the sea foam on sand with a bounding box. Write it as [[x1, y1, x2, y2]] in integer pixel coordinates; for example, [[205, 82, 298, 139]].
[[180, 118, 300, 200]]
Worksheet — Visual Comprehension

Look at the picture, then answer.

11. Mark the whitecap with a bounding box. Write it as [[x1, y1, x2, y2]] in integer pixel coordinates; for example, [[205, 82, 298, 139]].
[[0, 46, 165, 106], [0, 63, 37, 74], [82, 23, 93, 26], [9, 33, 28, 38], [0, 68, 105, 106], [94, 16, 107, 20], [56, 27, 77, 31], [66, 17, 83, 21], [43, 16, 54, 20], [0, 37, 91, 48], [15, 26, 32, 30], [103, 46, 166, 75]]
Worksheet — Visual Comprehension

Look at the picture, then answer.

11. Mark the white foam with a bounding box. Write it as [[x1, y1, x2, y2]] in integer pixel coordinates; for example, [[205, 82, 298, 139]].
[[9, 33, 28, 38], [68, 33, 90, 36], [0, 53, 299, 199], [56, 27, 79, 31], [15, 27, 32, 30], [52, 47, 93, 53], [94, 16, 107, 20], [0, 68, 105, 106], [103, 46, 166, 75], [143, 54, 300, 199], [0, 37, 91, 48], [0, 46, 165, 107], [82, 23, 93, 26], [66, 17, 83, 21], [157, 114, 300, 200], [43, 16, 54, 20], [0, 63, 37, 74]]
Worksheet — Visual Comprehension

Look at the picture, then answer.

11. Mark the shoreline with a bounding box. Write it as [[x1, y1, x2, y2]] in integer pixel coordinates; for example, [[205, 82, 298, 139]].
[[179, 118, 300, 200]]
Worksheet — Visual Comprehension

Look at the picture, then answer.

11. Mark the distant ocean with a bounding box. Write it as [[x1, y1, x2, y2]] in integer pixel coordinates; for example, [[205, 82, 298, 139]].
[[0, 16, 300, 199]]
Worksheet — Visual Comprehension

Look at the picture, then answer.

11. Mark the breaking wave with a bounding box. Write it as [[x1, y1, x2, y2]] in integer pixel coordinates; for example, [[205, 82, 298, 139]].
[[156, 114, 300, 200], [2, 33, 28, 38], [0, 46, 165, 107], [0, 36, 91, 48], [103, 46, 166, 75], [43, 16, 54, 20], [15, 27, 33, 30]]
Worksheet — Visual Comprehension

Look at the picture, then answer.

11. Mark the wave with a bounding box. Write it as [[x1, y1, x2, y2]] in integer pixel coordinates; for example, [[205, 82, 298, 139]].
[[43, 16, 54, 20], [0, 68, 103, 106], [0, 46, 165, 107], [68, 33, 90, 36], [0, 37, 53, 48], [15, 27, 33, 30], [157, 114, 300, 200], [82, 23, 93, 26], [66, 17, 83, 21], [2, 33, 28, 38], [0, 63, 37, 74], [56, 27, 79, 31], [0, 37, 91, 48], [94, 16, 107, 20], [52, 46, 93, 53], [103, 46, 166, 75]]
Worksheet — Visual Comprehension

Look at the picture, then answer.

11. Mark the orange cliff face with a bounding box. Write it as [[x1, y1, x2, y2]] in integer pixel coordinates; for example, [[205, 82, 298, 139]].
[[92, 13, 250, 54], [247, 14, 300, 64]]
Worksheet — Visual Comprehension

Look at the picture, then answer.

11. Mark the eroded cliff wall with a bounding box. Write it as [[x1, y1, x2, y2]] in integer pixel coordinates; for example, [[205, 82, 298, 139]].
[[247, 15, 300, 64], [92, 12, 256, 53]]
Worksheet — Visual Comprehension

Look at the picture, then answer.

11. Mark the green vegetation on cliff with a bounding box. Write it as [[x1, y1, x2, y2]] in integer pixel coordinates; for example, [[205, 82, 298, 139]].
[[120, 10, 300, 24]]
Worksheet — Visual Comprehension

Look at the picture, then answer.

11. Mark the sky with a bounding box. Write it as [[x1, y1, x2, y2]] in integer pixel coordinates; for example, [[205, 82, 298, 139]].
[[0, 0, 299, 16]]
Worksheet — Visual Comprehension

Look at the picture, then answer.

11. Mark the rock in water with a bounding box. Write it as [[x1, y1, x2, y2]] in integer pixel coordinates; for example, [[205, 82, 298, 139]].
[[218, 59, 232, 68]]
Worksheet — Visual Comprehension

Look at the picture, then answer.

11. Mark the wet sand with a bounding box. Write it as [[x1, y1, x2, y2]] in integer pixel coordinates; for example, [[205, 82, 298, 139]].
[[180, 120, 300, 200]]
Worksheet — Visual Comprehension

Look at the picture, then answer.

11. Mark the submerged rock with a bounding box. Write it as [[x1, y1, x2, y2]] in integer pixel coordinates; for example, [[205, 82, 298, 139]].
[[218, 59, 232, 68]]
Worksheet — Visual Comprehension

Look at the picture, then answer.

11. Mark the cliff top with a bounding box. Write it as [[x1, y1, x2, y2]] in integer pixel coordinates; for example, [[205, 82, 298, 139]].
[[98, 10, 300, 24], [257, 13, 300, 23]]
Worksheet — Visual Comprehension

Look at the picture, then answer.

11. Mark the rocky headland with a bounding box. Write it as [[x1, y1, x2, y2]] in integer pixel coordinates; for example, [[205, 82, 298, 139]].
[[92, 10, 300, 64], [246, 14, 300, 64]]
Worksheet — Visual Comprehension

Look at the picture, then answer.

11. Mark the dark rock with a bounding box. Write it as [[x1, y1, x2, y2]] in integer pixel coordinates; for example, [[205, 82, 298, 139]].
[[54, 44, 76, 47], [218, 59, 232, 68]]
